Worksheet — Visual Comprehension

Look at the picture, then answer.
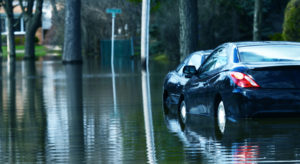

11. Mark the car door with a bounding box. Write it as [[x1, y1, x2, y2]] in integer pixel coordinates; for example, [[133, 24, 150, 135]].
[[185, 47, 228, 115], [166, 57, 190, 104], [201, 48, 228, 115]]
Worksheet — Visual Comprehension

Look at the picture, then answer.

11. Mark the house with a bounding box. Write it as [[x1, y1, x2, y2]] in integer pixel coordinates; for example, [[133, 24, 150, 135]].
[[0, 1, 52, 45]]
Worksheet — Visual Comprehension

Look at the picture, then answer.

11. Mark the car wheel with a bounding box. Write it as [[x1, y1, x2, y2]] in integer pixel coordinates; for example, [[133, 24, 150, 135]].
[[216, 101, 226, 134], [179, 100, 187, 126]]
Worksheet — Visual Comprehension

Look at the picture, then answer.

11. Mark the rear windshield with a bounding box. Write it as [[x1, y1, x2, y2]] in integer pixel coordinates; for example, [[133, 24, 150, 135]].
[[238, 45, 300, 63]]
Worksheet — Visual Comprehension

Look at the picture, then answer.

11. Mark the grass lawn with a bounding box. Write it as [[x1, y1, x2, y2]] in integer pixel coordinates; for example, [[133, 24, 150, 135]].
[[1, 45, 61, 59]]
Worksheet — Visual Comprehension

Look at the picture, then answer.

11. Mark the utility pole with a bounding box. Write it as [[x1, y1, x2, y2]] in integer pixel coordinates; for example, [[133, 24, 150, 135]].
[[141, 0, 150, 72]]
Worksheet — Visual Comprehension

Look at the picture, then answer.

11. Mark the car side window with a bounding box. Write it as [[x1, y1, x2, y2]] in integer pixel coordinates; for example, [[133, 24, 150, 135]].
[[199, 50, 219, 73], [214, 48, 227, 69], [199, 47, 227, 74], [187, 54, 202, 69]]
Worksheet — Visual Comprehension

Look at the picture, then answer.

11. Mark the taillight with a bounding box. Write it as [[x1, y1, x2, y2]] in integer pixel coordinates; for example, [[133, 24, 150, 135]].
[[230, 72, 260, 88]]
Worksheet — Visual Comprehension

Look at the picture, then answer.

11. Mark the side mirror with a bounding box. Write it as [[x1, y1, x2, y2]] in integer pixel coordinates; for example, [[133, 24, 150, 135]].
[[183, 65, 197, 78]]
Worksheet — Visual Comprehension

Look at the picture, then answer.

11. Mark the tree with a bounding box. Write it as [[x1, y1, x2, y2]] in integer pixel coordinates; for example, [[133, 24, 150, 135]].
[[151, 0, 180, 62], [46, 0, 64, 46], [48, 0, 141, 55], [283, 0, 300, 41], [253, 0, 262, 41], [50, 0, 59, 19], [178, 0, 198, 61], [63, 0, 82, 63], [2, 0, 16, 61], [19, 0, 44, 60], [0, 6, 3, 58]]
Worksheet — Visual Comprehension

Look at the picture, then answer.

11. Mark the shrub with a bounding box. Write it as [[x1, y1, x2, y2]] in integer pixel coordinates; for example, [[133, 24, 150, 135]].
[[282, 0, 300, 41], [269, 33, 284, 41], [15, 37, 25, 45], [35, 36, 39, 44], [2, 35, 6, 45]]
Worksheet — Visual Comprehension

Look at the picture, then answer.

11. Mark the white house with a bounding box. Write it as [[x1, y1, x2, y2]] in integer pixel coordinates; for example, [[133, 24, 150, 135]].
[[0, 1, 53, 44]]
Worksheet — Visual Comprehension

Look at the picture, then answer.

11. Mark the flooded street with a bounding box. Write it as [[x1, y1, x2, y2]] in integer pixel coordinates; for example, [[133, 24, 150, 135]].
[[1, 59, 300, 163]]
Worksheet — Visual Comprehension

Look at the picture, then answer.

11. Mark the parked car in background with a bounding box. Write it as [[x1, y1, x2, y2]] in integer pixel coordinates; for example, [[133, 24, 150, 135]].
[[163, 50, 212, 112], [178, 42, 300, 134]]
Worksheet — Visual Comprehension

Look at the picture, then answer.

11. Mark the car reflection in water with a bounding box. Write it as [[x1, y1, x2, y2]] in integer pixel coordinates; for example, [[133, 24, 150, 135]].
[[163, 110, 300, 163]]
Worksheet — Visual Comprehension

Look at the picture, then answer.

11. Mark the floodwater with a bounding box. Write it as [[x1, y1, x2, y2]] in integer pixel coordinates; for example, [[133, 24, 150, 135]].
[[1, 58, 300, 163]]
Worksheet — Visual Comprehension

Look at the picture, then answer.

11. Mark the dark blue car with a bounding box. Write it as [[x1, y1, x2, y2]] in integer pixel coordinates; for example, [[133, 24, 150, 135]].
[[163, 50, 212, 112], [178, 42, 300, 133]]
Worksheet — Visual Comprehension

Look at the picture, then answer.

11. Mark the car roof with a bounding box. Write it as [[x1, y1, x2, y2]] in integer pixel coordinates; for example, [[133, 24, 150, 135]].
[[232, 41, 300, 48], [190, 50, 213, 56]]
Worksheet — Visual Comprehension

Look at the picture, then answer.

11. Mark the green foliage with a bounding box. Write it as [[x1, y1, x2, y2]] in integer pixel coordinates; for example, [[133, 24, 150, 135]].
[[196, 0, 288, 49], [149, 24, 164, 55], [151, 1, 161, 12], [1, 45, 51, 59], [150, 0, 180, 61], [2, 35, 6, 44], [15, 37, 25, 45], [127, 0, 142, 3], [283, 0, 300, 41], [153, 53, 169, 64], [126, 0, 161, 11], [35, 36, 39, 44], [1, 36, 27, 46], [269, 33, 284, 41], [0, 36, 40, 46]]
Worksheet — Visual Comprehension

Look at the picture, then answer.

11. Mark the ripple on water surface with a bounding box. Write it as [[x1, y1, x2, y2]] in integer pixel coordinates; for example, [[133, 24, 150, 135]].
[[1, 60, 300, 163]]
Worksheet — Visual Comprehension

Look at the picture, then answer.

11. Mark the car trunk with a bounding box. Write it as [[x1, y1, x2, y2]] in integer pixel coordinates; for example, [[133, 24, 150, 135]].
[[245, 63, 300, 89]]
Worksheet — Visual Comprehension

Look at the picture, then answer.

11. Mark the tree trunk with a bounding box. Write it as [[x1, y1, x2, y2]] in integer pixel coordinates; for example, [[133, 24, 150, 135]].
[[178, 0, 198, 61], [81, 19, 89, 55], [63, 0, 82, 63], [0, 13, 2, 58], [24, 28, 36, 60], [50, 0, 59, 19], [23, 0, 44, 60], [4, 0, 16, 61], [65, 64, 84, 163], [253, 0, 262, 41]]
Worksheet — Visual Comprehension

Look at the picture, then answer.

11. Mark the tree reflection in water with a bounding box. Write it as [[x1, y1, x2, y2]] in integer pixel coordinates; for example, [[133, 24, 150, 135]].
[[65, 64, 85, 163], [7, 61, 16, 163], [1, 59, 300, 162], [0, 58, 2, 121], [0, 61, 48, 162]]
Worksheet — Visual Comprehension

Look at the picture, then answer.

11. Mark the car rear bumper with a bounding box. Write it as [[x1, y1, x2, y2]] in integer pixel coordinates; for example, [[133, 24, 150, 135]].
[[225, 88, 300, 118]]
